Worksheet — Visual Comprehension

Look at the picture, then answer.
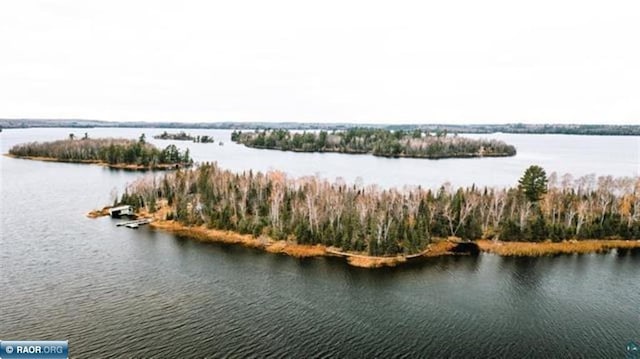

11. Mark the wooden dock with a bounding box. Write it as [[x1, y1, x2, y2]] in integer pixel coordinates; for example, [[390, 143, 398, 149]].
[[116, 218, 152, 229]]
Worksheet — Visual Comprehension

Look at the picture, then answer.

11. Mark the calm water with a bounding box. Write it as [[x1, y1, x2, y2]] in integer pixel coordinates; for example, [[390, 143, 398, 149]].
[[1, 128, 639, 358]]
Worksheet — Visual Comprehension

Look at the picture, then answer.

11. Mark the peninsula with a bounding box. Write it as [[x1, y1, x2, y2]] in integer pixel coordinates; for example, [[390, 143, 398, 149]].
[[7, 134, 193, 170], [231, 128, 516, 159], [91, 163, 640, 267]]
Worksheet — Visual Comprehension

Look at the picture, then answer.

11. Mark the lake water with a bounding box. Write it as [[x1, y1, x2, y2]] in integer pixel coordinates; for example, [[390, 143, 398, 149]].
[[1, 128, 639, 357]]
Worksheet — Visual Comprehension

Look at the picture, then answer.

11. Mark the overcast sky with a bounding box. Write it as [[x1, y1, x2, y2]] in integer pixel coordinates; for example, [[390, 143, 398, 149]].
[[1, 0, 639, 124]]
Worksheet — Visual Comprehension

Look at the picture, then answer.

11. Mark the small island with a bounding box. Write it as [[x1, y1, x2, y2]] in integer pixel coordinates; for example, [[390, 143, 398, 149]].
[[91, 163, 640, 267], [154, 131, 215, 143], [7, 134, 193, 170], [231, 128, 517, 159]]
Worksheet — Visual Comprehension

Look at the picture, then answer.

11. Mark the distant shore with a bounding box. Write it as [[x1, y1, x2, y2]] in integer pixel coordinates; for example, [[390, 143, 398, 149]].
[[2, 119, 640, 136], [88, 207, 640, 268], [4, 154, 184, 170]]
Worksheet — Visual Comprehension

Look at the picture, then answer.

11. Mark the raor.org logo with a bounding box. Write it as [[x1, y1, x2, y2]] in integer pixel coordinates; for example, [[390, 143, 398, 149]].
[[0, 340, 68, 358]]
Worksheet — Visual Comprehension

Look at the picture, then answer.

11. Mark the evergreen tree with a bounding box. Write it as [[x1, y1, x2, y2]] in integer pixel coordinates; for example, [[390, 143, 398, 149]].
[[518, 165, 548, 202]]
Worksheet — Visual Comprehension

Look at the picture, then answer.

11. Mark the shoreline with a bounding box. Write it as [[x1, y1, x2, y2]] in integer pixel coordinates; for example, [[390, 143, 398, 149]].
[[89, 208, 640, 268], [476, 239, 640, 256], [89, 206, 461, 268], [4, 153, 186, 170], [235, 144, 515, 159], [145, 219, 466, 268]]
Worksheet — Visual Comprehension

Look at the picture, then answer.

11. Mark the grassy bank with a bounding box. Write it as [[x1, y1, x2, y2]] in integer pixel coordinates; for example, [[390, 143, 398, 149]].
[[87, 206, 112, 218], [151, 219, 327, 258], [141, 222, 640, 265], [149, 219, 468, 268], [477, 239, 640, 256]]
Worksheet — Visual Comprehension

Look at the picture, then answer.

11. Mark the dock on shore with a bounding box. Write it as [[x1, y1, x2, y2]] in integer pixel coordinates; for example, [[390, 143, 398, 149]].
[[116, 218, 153, 229]]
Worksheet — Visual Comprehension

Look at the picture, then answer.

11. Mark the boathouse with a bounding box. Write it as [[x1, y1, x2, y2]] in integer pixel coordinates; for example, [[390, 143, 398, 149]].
[[109, 205, 133, 218]]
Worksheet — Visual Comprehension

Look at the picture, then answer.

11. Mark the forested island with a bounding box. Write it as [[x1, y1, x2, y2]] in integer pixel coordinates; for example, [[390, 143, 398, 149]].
[[232, 129, 517, 159], [154, 131, 215, 143], [7, 134, 193, 170], [105, 163, 640, 266]]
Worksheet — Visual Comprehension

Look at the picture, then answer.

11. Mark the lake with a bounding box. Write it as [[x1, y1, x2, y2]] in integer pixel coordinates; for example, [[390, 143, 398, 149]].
[[1, 128, 639, 357]]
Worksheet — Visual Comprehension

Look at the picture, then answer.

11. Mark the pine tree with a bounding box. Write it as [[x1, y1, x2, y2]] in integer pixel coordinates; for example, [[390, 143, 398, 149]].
[[518, 165, 548, 202]]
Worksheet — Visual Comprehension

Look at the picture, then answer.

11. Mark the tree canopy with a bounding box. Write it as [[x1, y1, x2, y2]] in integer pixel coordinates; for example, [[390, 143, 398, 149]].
[[118, 164, 640, 255]]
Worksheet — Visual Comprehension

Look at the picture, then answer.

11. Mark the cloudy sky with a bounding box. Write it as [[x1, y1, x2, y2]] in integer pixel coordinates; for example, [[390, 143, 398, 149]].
[[1, 0, 639, 124]]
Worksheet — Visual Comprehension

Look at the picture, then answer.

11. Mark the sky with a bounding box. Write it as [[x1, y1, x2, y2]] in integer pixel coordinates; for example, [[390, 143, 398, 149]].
[[1, 0, 639, 124]]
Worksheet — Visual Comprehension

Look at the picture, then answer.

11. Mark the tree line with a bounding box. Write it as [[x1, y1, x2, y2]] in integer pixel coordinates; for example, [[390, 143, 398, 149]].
[[9, 134, 193, 168], [118, 163, 640, 256], [4, 119, 640, 136], [231, 128, 516, 158]]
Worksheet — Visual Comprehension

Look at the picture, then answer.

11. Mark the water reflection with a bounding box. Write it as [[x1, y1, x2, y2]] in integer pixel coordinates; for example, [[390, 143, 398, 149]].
[[450, 254, 481, 271], [570, 253, 589, 273], [616, 247, 640, 257], [500, 256, 544, 291]]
